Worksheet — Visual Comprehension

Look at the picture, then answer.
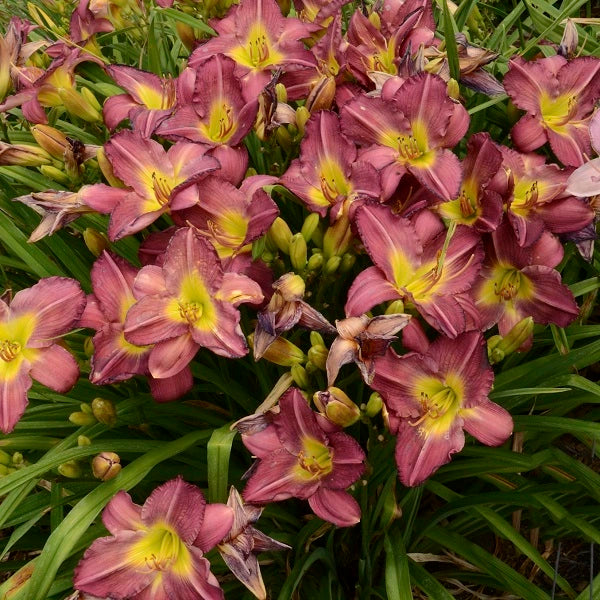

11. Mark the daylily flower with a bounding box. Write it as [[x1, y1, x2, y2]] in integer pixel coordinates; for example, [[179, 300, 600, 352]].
[[80, 252, 192, 402], [341, 73, 469, 200], [326, 313, 411, 386], [253, 273, 334, 360], [0, 277, 85, 433], [237, 388, 365, 527], [490, 146, 594, 247], [188, 0, 316, 99], [0, 17, 46, 100], [504, 55, 600, 166], [103, 65, 177, 137], [74, 477, 234, 599], [567, 110, 600, 198], [345, 2, 432, 88], [281, 110, 381, 219], [435, 132, 503, 232], [473, 218, 579, 341], [124, 227, 263, 379], [217, 487, 290, 600], [171, 174, 279, 259], [292, 0, 349, 26], [372, 332, 512, 486], [82, 131, 219, 240], [0, 51, 102, 124], [346, 203, 483, 338], [156, 55, 258, 148], [68, 0, 113, 47]]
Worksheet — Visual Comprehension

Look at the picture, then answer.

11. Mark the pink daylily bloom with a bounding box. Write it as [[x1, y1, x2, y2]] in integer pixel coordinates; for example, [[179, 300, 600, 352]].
[[372, 332, 513, 486], [473, 218, 579, 340], [103, 65, 177, 137], [490, 146, 595, 247], [292, 0, 350, 25], [124, 227, 263, 378], [157, 55, 258, 147], [435, 132, 503, 232], [217, 487, 290, 599], [188, 0, 316, 99], [504, 55, 600, 166], [326, 313, 411, 386], [567, 110, 600, 198], [74, 477, 233, 600], [0, 277, 85, 433], [80, 252, 192, 402], [238, 388, 365, 527], [254, 273, 334, 360], [172, 174, 279, 259], [341, 73, 469, 199], [281, 110, 381, 219], [346, 203, 483, 338], [82, 131, 220, 240]]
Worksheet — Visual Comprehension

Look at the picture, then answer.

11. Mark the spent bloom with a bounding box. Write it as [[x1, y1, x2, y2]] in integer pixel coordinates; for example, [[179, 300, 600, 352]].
[[372, 332, 513, 486], [504, 55, 600, 166], [74, 477, 234, 599], [0, 278, 85, 433], [237, 388, 365, 527]]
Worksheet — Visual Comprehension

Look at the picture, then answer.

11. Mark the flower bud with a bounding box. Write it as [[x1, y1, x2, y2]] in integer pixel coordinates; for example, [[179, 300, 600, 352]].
[[365, 392, 383, 418], [291, 363, 309, 389], [248, 333, 306, 366], [92, 452, 121, 481], [275, 82, 288, 104], [0, 464, 9, 477], [323, 215, 352, 259], [39, 164, 70, 185], [314, 387, 360, 427], [310, 331, 324, 347], [0, 450, 10, 466], [83, 336, 95, 357], [295, 106, 310, 137], [301, 213, 320, 242], [307, 252, 323, 272], [69, 411, 96, 426], [385, 299, 405, 315], [78, 435, 92, 446], [11, 452, 23, 465], [307, 345, 328, 370], [91, 397, 117, 426], [339, 253, 356, 273], [447, 78, 460, 101], [175, 22, 195, 50], [58, 460, 82, 478], [59, 88, 102, 123], [275, 126, 293, 152], [80, 86, 102, 111], [97, 147, 124, 187], [323, 255, 341, 275], [83, 228, 108, 257], [289, 233, 307, 271], [268, 217, 293, 254], [31, 124, 69, 159], [0, 142, 52, 166], [488, 317, 534, 364], [276, 272, 305, 300], [306, 75, 336, 113]]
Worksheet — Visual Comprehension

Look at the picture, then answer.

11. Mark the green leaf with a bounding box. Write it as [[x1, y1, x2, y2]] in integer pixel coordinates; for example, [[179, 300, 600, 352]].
[[408, 561, 455, 600], [159, 7, 216, 36], [276, 548, 335, 600], [207, 424, 236, 503], [441, 0, 460, 80], [384, 531, 412, 600]]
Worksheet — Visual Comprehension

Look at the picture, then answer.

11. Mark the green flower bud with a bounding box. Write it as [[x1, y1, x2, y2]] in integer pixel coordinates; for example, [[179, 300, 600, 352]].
[[365, 392, 383, 418], [291, 363, 310, 389], [323, 255, 341, 275], [307, 252, 323, 272], [289, 233, 307, 271], [310, 331, 324, 347], [83, 228, 108, 257], [307, 345, 328, 371], [339, 253, 356, 273], [301, 213, 320, 242], [296, 106, 310, 137], [275, 82, 288, 104], [314, 387, 360, 427], [78, 435, 92, 446], [248, 333, 306, 366], [69, 411, 96, 426], [83, 336, 95, 357], [58, 460, 82, 478], [11, 452, 23, 465], [91, 397, 117, 427], [0, 450, 11, 466], [39, 164, 70, 185], [268, 217, 293, 254], [385, 300, 405, 315]]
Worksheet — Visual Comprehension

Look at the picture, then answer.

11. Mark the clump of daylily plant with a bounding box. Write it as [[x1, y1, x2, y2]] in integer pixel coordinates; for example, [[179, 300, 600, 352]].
[[0, 0, 598, 596]]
